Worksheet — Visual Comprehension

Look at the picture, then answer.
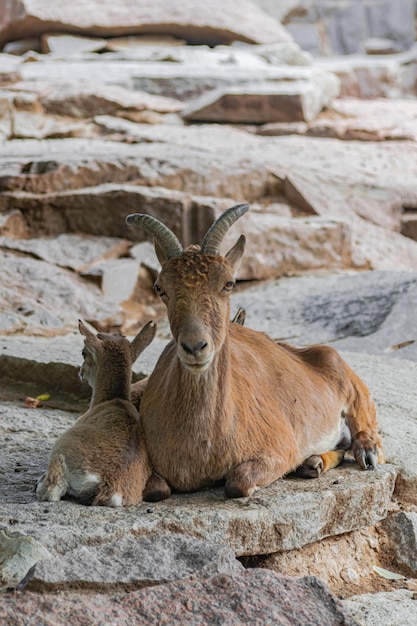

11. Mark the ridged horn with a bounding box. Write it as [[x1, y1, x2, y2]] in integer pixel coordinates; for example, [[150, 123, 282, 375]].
[[125, 213, 183, 260], [201, 204, 249, 256]]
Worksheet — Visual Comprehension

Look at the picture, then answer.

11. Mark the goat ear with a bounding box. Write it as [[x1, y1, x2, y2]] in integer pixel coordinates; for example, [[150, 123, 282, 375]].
[[78, 320, 101, 349], [130, 321, 157, 363], [225, 234, 245, 274], [154, 238, 168, 266]]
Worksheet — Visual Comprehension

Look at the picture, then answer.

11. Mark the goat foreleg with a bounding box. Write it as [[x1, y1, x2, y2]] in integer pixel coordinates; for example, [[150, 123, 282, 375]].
[[345, 372, 385, 470]]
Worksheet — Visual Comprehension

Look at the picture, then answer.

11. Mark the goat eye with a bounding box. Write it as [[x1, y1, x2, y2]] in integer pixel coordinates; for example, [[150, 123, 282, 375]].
[[223, 281, 235, 292], [81, 349, 87, 358], [154, 283, 166, 297]]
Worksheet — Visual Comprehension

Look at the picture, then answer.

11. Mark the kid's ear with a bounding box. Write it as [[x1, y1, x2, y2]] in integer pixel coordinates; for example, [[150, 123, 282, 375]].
[[130, 321, 157, 363], [78, 320, 101, 347]]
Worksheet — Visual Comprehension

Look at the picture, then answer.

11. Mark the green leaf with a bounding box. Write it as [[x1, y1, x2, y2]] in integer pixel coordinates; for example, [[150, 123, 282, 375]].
[[36, 393, 50, 401]]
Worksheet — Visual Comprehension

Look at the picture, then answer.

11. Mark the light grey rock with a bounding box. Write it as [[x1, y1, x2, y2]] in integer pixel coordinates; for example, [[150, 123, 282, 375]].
[[41, 34, 108, 56], [0, 529, 52, 590], [90, 258, 141, 303], [381, 512, 417, 573], [343, 589, 417, 626], [0, 248, 123, 336], [330, 4, 369, 55], [33, 534, 243, 587], [3, 37, 41, 55], [285, 22, 323, 55], [232, 270, 417, 360], [0, 233, 131, 271], [367, 0, 416, 52]]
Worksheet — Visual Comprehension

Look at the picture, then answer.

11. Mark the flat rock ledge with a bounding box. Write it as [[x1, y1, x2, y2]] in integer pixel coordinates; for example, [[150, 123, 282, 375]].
[[0, 464, 396, 559]]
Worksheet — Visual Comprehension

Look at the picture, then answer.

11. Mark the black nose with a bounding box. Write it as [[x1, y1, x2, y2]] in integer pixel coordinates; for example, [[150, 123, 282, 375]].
[[181, 341, 208, 356]]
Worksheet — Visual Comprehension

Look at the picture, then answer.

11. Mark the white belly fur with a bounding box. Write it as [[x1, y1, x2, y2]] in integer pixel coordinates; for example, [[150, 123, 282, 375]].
[[301, 418, 348, 460]]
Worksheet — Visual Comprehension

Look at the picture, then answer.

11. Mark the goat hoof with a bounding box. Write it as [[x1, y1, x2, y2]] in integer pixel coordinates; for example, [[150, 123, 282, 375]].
[[143, 473, 171, 502], [295, 455, 323, 479], [352, 432, 379, 470], [225, 485, 247, 498], [224, 482, 255, 498]]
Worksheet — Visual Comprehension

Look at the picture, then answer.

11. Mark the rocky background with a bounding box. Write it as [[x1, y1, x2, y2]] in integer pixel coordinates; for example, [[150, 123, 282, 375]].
[[1, 1, 417, 624]]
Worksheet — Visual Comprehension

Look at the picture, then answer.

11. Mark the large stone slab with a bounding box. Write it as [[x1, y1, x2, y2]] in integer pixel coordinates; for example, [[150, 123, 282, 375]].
[[0, 571, 357, 626], [29, 533, 243, 589], [0, 0, 292, 48], [0, 408, 397, 555], [181, 72, 339, 123]]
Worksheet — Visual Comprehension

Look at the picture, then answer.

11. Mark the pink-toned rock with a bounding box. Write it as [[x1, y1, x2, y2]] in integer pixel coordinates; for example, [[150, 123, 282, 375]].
[[0, 571, 357, 625], [0, 0, 292, 48]]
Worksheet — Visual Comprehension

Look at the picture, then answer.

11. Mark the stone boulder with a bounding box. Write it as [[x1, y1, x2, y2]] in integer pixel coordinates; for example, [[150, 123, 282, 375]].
[[0, 0, 292, 48], [0, 571, 357, 625]]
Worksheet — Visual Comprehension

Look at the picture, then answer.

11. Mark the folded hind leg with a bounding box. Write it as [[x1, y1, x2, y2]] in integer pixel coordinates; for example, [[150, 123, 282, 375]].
[[36, 454, 68, 502], [295, 449, 345, 478]]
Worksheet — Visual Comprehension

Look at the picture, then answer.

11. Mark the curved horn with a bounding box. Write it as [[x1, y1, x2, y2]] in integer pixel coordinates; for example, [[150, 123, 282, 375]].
[[125, 214, 183, 260], [201, 204, 249, 256]]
